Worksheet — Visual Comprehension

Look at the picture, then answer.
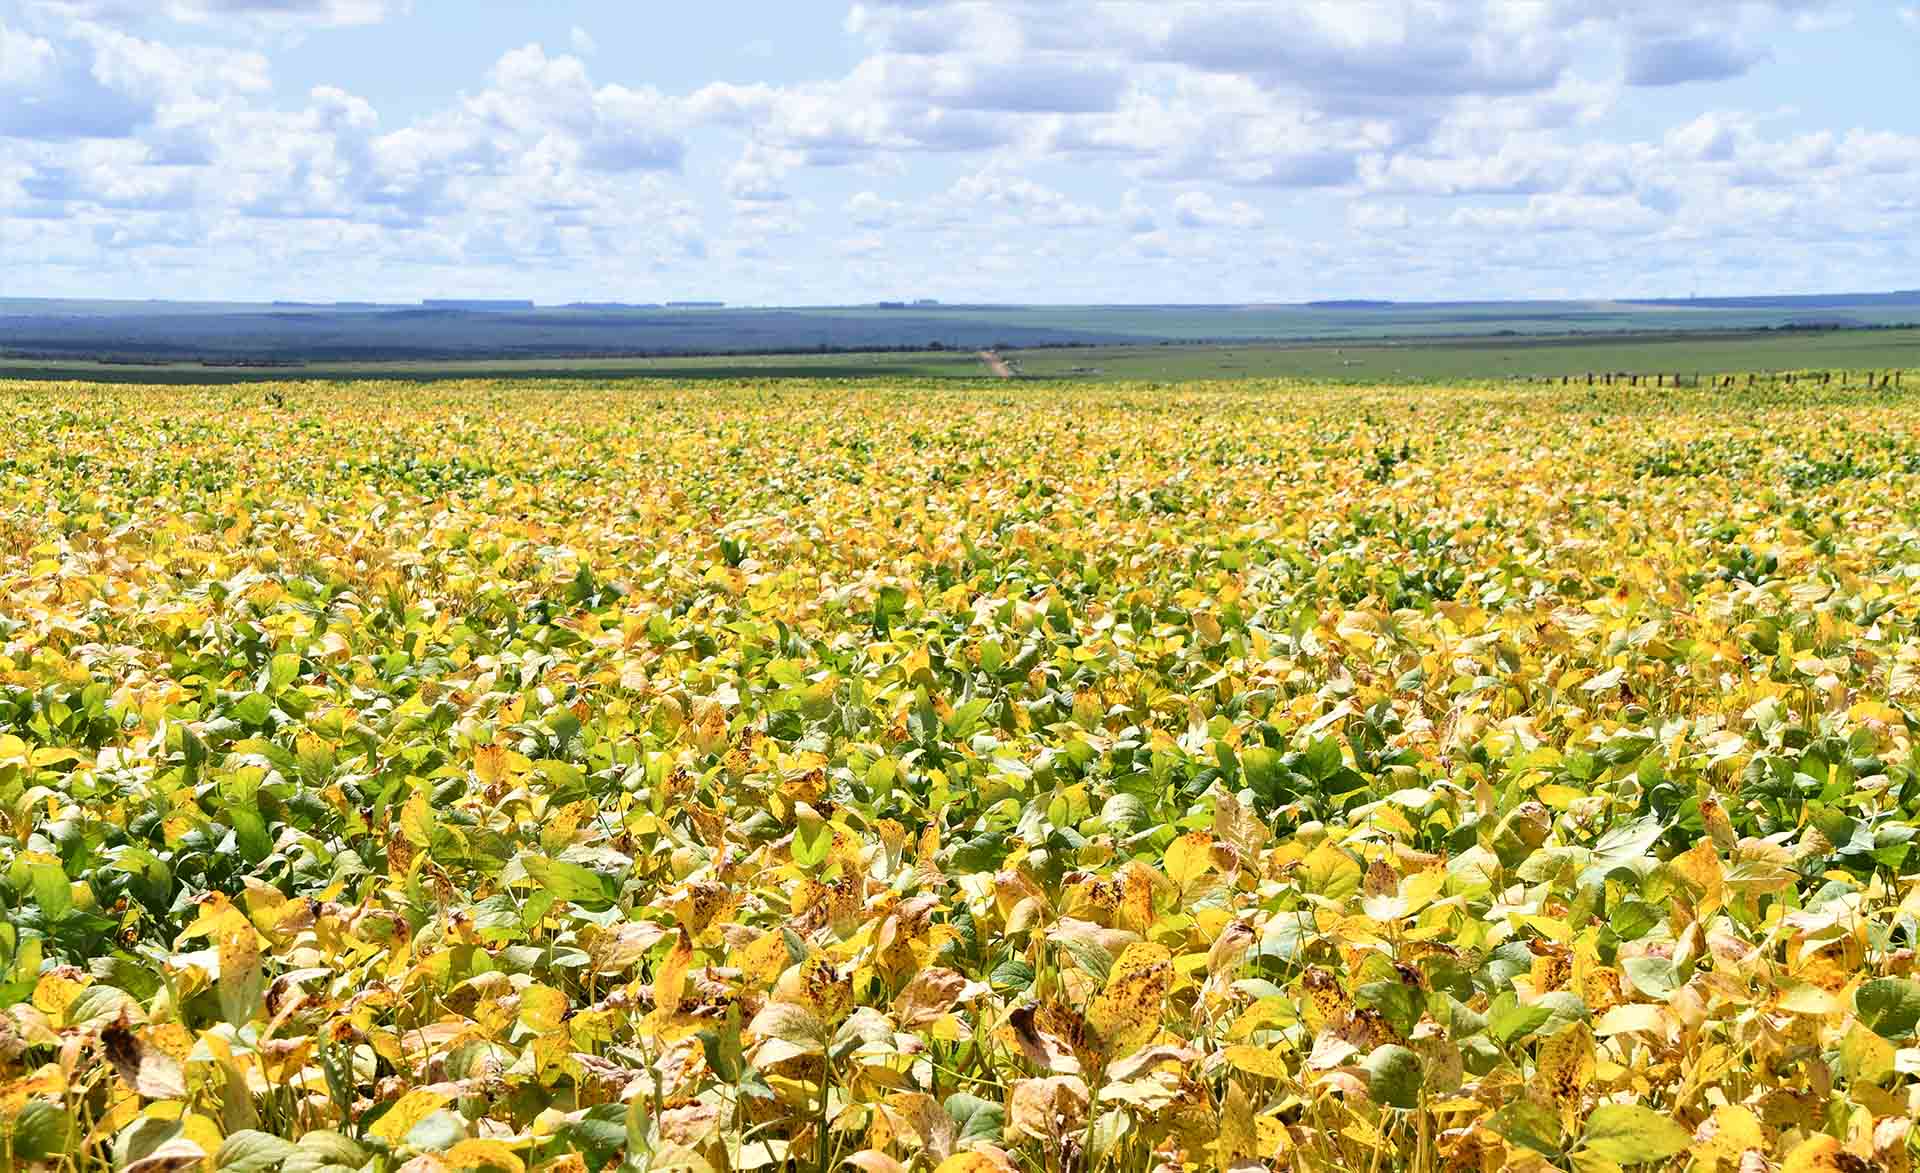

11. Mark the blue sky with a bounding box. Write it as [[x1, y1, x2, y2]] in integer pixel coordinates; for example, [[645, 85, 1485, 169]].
[[1, 1, 1916, 305]]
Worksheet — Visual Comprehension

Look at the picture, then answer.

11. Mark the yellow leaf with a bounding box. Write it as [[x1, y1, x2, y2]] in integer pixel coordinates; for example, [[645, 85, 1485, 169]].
[[1215, 1080, 1258, 1171], [1087, 942, 1173, 1057], [1221, 1044, 1292, 1080], [518, 985, 570, 1034], [32, 969, 89, 1024], [1006, 1076, 1089, 1143], [474, 743, 507, 785], [1535, 783, 1588, 810], [445, 1139, 527, 1173], [218, 922, 264, 1026], [732, 930, 791, 990], [401, 788, 435, 847], [655, 928, 693, 1018], [1669, 838, 1724, 918], [369, 1089, 452, 1146], [1164, 832, 1215, 891], [1780, 1135, 1870, 1173], [1399, 867, 1447, 914], [1592, 1004, 1669, 1038], [1694, 1106, 1771, 1170], [1299, 843, 1362, 900], [932, 1152, 1017, 1173], [1533, 1023, 1594, 1132]]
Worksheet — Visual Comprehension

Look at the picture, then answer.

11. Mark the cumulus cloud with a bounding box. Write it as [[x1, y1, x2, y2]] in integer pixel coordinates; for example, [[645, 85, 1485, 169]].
[[0, 18, 266, 141], [1, 0, 1913, 303], [845, 190, 901, 227], [30, 0, 406, 28], [1173, 190, 1262, 229], [947, 170, 1104, 227], [0, 18, 56, 83], [725, 144, 797, 203], [1348, 202, 1411, 232], [1451, 193, 1667, 236]]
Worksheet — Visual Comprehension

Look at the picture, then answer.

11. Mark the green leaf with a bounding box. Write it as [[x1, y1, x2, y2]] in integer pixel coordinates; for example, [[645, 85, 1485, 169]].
[[549, 1106, 628, 1170], [1533, 991, 1592, 1035], [1855, 977, 1920, 1040], [1590, 817, 1663, 867], [522, 854, 617, 908], [1606, 901, 1660, 941], [1579, 1104, 1692, 1164], [1486, 1099, 1563, 1158], [216, 1130, 297, 1172], [1621, 956, 1680, 1000], [989, 957, 1034, 994], [945, 1093, 1006, 1145], [791, 804, 833, 869], [26, 860, 71, 920], [281, 1130, 366, 1173], [231, 692, 274, 726], [1359, 1044, 1424, 1109], [1355, 981, 1423, 1040], [64, 984, 138, 1031], [404, 1110, 469, 1151], [113, 1117, 184, 1172], [9, 1100, 77, 1163], [268, 652, 302, 692], [1489, 1001, 1553, 1045], [1057, 935, 1114, 984], [230, 805, 272, 865]]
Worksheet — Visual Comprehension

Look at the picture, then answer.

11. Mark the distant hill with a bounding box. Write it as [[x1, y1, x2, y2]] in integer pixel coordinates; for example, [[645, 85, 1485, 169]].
[[3, 291, 1916, 365], [1625, 291, 1920, 310]]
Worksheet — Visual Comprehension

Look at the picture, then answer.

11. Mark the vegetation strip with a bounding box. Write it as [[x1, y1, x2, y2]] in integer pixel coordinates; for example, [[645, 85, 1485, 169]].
[[2, 374, 1919, 1172]]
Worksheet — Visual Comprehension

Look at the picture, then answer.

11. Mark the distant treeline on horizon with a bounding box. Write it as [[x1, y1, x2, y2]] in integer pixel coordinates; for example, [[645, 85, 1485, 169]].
[[4, 291, 1918, 366]]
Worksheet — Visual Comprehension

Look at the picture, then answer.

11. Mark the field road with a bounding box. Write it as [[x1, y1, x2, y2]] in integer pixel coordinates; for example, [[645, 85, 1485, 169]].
[[977, 349, 1015, 377]]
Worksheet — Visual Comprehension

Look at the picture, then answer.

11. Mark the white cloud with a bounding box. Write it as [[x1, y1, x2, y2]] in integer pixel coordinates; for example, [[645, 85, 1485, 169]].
[[1348, 202, 1410, 232], [2, 0, 1913, 304], [947, 170, 1104, 227], [569, 26, 597, 56], [31, 0, 406, 28], [1173, 190, 1262, 229], [725, 143, 797, 203], [0, 19, 57, 86], [846, 190, 901, 227], [1451, 193, 1666, 236]]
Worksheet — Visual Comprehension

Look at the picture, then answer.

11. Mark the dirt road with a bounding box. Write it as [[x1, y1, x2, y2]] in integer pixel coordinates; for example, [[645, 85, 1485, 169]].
[[977, 350, 1014, 378]]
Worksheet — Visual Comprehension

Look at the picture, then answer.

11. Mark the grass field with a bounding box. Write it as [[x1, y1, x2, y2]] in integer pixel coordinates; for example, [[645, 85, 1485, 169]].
[[5, 326, 1916, 386], [7, 295, 1918, 369], [1005, 326, 1920, 382], [0, 350, 990, 385], [4, 374, 1920, 1172]]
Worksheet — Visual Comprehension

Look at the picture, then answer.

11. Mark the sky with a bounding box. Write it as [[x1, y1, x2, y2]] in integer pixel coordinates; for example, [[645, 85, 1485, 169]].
[[0, 1, 1917, 306]]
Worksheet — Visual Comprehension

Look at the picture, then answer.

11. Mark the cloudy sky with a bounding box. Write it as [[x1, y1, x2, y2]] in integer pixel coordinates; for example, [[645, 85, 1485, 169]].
[[1, 1, 1916, 305]]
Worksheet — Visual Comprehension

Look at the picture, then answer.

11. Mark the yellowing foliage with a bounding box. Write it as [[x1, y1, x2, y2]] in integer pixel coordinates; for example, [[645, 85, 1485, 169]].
[[1, 374, 1919, 1172]]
